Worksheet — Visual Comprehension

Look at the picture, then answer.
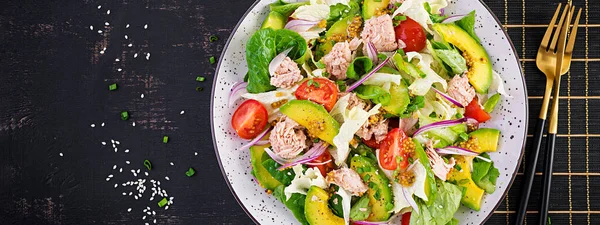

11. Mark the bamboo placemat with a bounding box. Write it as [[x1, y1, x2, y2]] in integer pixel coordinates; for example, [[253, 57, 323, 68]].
[[484, 0, 598, 224]]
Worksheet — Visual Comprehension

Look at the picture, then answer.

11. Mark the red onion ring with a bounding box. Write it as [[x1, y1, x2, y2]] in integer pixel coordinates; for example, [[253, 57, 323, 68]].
[[347, 57, 390, 92], [436, 146, 492, 163], [442, 14, 466, 24], [263, 146, 290, 166], [433, 87, 464, 108], [284, 19, 319, 32], [304, 159, 332, 166], [406, 158, 420, 171], [366, 42, 378, 63], [278, 142, 328, 170], [239, 126, 272, 151], [402, 187, 419, 214], [413, 118, 468, 137], [228, 82, 248, 107]]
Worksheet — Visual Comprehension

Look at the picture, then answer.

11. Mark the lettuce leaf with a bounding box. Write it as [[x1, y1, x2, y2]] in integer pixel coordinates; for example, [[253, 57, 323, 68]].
[[354, 85, 392, 106], [405, 52, 448, 96], [472, 153, 500, 194], [245, 29, 307, 93], [434, 49, 468, 75], [273, 185, 310, 225], [350, 195, 371, 221], [363, 72, 402, 88], [392, 0, 433, 33], [270, 1, 309, 17], [410, 180, 462, 225], [326, 1, 360, 27], [262, 159, 296, 186], [346, 56, 374, 80], [291, 4, 330, 21], [455, 10, 481, 44], [284, 164, 328, 200]]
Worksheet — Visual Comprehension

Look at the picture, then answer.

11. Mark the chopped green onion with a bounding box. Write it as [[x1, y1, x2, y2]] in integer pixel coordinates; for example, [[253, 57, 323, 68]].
[[196, 76, 205, 82], [143, 159, 152, 170], [455, 164, 462, 171], [109, 83, 118, 91], [163, 136, 169, 144], [121, 111, 129, 121], [364, 174, 371, 181], [458, 133, 469, 142], [209, 35, 219, 42], [408, 157, 414, 164], [185, 167, 196, 177], [209, 56, 216, 64], [196, 87, 204, 92], [158, 197, 168, 207]]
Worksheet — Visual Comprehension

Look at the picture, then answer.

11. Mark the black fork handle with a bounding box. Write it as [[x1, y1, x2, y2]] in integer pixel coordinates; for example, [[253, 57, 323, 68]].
[[515, 118, 546, 225], [539, 133, 557, 225]]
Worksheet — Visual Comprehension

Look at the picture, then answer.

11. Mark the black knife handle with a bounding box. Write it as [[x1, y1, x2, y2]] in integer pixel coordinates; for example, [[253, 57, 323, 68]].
[[539, 132, 557, 225], [515, 118, 546, 225]]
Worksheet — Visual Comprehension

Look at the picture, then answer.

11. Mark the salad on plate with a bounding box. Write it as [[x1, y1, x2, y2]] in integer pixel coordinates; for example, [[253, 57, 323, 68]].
[[228, 0, 510, 224]]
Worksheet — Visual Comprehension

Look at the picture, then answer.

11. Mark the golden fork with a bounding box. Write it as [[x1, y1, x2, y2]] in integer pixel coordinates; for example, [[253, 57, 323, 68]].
[[515, 3, 581, 225], [539, 4, 581, 225]]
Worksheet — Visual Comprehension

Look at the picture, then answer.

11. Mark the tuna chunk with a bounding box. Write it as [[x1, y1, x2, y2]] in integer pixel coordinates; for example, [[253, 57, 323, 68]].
[[343, 92, 370, 111], [269, 116, 308, 159], [270, 57, 303, 88], [356, 116, 389, 143], [323, 41, 352, 80], [425, 140, 455, 181], [361, 14, 398, 52], [327, 168, 368, 196], [447, 74, 476, 106]]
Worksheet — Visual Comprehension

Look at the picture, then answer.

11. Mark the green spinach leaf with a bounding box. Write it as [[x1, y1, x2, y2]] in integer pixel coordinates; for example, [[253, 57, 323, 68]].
[[273, 185, 310, 225], [262, 159, 295, 186], [434, 49, 468, 75], [346, 56, 374, 80], [424, 2, 448, 23], [472, 153, 500, 194], [455, 11, 481, 44], [274, 29, 308, 60], [270, 1, 309, 17], [354, 85, 392, 106], [327, 1, 360, 27]]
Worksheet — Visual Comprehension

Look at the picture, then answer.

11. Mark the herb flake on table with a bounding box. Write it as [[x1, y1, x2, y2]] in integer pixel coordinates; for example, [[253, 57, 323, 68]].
[[185, 167, 196, 177]]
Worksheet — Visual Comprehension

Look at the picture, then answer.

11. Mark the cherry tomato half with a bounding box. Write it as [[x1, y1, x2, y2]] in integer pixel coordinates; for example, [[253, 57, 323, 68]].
[[464, 97, 491, 123], [308, 150, 336, 177], [231, 99, 269, 139], [394, 17, 427, 52], [401, 212, 411, 225], [295, 78, 339, 111], [379, 128, 409, 170]]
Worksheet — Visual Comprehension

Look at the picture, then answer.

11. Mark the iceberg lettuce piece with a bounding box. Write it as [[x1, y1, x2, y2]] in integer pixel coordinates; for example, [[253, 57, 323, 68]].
[[362, 73, 402, 87], [284, 164, 328, 200], [406, 52, 448, 96], [242, 85, 298, 120], [291, 4, 330, 21]]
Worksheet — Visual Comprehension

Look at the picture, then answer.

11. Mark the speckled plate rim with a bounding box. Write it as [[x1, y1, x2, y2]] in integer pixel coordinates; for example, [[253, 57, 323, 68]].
[[209, 0, 529, 224]]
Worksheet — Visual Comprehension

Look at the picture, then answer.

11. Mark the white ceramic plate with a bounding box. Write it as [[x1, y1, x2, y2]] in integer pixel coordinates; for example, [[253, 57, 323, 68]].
[[211, 0, 528, 224]]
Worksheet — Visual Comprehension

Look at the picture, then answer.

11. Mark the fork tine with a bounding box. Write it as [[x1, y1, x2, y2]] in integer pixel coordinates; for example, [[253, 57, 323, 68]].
[[549, 3, 570, 52], [566, 8, 582, 53], [540, 3, 562, 49]]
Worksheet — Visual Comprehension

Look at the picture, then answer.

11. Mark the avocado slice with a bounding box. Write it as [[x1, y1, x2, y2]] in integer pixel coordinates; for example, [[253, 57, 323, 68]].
[[350, 156, 393, 221], [378, 67, 411, 116], [280, 100, 340, 146], [316, 16, 353, 58], [433, 23, 492, 94], [362, 0, 390, 20], [261, 11, 287, 30], [448, 156, 485, 211], [250, 144, 282, 190], [305, 186, 345, 225], [469, 128, 501, 153]]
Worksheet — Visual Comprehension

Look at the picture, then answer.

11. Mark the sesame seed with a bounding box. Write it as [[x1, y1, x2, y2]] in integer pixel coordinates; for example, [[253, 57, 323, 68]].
[[126, 161, 130, 164], [146, 211, 151, 215], [142, 216, 146, 220], [165, 206, 169, 210], [194, 152, 198, 156], [150, 197, 154, 201], [153, 219, 157, 223], [59, 153, 63, 157], [125, 35, 128, 39], [101, 142, 106, 145], [97, 5, 102, 9], [119, 168, 123, 173], [90, 124, 95, 127], [129, 192, 132, 196], [108, 174, 113, 178], [114, 184, 118, 188], [127, 208, 132, 212], [152, 211, 156, 216], [146, 53, 150, 60], [180, 110, 184, 115], [126, 24, 130, 28], [115, 58, 120, 62], [144, 24, 148, 29], [104, 22, 109, 26], [134, 195, 138, 200], [115, 141, 120, 145], [165, 176, 170, 181], [125, 149, 130, 153], [113, 165, 117, 170], [169, 162, 174, 166], [123, 192, 127, 196], [134, 53, 138, 58], [141, 93, 144, 98], [100, 50, 104, 54], [128, 43, 133, 47], [89, 25, 93, 30], [97, 30, 103, 34], [137, 169, 141, 173], [114, 148, 118, 152], [106, 10, 110, 14], [117, 68, 122, 71], [145, 172, 149, 176], [132, 122, 136, 127], [101, 122, 105, 126]]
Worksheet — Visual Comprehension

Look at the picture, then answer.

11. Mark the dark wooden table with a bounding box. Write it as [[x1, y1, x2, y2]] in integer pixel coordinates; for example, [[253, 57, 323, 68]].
[[1, 0, 599, 224]]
